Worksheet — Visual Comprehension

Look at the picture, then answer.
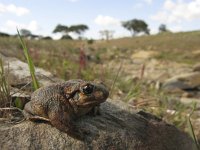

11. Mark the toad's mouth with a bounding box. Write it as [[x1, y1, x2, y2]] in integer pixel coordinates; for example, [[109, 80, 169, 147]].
[[76, 100, 100, 107], [69, 99, 100, 109]]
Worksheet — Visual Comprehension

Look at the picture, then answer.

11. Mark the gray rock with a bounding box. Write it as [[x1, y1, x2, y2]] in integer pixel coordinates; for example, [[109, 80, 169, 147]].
[[0, 53, 63, 88], [163, 72, 200, 91], [0, 99, 196, 150]]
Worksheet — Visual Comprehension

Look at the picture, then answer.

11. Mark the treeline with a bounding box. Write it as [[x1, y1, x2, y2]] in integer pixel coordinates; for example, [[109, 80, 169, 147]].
[[0, 18, 170, 40], [52, 24, 89, 40], [0, 30, 53, 40]]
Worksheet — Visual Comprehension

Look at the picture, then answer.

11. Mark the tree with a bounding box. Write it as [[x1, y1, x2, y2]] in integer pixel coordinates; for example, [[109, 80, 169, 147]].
[[0, 32, 10, 37], [61, 35, 73, 40], [70, 24, 89, 39], [99, 30, 114, 41], [41, 36, 52, 40], [70, 24, 89, 35], [53, 24, 69, 35], [20, 29, 31, 37], [159, 24, 169, 33], [122, 19, 150, 36], [53, 24, 72, 39], [53, 24, 88, 40]]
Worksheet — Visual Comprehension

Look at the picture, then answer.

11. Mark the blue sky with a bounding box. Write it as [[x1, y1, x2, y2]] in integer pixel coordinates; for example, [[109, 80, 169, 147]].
[[0, 0, 200, 39]]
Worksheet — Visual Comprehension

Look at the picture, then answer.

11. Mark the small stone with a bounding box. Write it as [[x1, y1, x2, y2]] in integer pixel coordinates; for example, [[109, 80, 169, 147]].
[[131, 50, 158, 60], [182, 92, 195, 98], [193, 63, 200, 72], [162, 72, 200, 92], [180, 97, 200, 108]]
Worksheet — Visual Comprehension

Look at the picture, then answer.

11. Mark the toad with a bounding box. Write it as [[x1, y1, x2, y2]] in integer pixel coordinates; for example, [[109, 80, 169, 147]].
[[23, 79, 109, 139]]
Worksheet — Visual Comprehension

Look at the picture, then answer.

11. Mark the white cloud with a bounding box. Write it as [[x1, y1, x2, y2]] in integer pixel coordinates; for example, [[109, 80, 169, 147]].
[[1, 20, 40, 34], [94, 15, 120, 27], [0, 3, 29, 16], [151, 0, 200, 23]]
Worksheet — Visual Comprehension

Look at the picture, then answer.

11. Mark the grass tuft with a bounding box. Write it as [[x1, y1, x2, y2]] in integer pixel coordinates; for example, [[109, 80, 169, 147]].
[[17, 29, 39, 91], [0, 58, 11, 108], [187, 102, 200, 150]]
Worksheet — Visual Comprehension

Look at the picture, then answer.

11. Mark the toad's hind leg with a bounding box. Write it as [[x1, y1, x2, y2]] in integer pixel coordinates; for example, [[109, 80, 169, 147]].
[[23, 102, 50, 122]]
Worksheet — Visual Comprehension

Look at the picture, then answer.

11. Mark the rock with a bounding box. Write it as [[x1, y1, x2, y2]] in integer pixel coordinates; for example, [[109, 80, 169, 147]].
[[182, 92, 196, 98], [0, 99, 196, 150], [180, 97, 200, 108], [131, 50, 158, 60], [0, 53, 63, 88], [192, 50, 200, 55], [162, 72, 200, 91], [193, 63, 200, 72]]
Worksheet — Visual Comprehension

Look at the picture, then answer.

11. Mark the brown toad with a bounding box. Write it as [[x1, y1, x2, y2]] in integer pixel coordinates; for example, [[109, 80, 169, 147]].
[[23, 79, 109, 139]]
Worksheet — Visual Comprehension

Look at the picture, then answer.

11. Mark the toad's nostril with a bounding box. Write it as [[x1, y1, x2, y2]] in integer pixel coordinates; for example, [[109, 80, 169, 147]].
[[72, 93, 79, 102], [94, 91, 103, 99]]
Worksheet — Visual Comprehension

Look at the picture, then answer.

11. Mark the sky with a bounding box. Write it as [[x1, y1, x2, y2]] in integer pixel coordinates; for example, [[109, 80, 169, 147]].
[[0, 0, 200, 39]]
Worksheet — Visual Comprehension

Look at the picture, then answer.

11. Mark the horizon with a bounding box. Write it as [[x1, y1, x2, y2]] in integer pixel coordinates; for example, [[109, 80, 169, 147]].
[[0, 0, 200, 39]]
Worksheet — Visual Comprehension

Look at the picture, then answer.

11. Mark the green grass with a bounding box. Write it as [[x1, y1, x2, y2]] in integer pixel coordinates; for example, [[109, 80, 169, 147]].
[[187, 102, 200, 150], [0, 58, 10, 107], [17, 29, 39, 91]]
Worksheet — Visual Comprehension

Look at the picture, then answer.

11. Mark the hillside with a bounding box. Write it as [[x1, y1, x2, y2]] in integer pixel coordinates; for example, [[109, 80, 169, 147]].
[[1, 30, 200, 63]]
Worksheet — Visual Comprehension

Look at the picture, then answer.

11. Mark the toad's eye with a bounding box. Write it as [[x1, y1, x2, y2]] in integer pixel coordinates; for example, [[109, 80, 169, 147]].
[[82, 84, 94, 95]]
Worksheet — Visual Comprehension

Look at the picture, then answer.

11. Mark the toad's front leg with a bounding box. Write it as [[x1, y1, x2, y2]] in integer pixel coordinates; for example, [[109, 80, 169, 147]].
[[48, 105, 89, 141], [86, 105, 101, 116]]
